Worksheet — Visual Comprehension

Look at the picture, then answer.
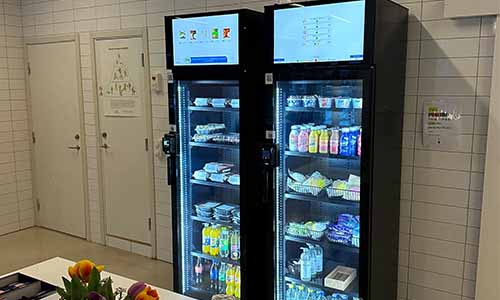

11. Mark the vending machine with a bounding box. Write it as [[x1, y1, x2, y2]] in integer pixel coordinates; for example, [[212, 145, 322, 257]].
[[265, 1, 408, 300], [163, 9, 272, 300]]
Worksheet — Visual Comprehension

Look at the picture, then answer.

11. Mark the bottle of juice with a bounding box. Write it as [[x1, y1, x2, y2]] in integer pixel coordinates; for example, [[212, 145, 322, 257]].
[[218, 263, 227, 294], [330, 129, 339, 155], [234, 266, 241, 299], [219, 226, 230, 258], [308, 128, 319, 153], [319, 130, 329, 154], [230, 230, 240, 261], [210, 225, 220, 256], [339, 127, 350, 156], [194, 257, 203, 286], [225, 265, 235, 296], [297, 127, 309, 153], [202, 223, 211, 254], [289, 125, 300, 152]]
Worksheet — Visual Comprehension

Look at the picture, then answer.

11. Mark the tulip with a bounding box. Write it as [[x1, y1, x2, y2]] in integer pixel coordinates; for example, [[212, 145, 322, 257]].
[[88, 292, 106, 300], [68, 260, 104, 283], [135, 286, 159, 300], [127, 282, 146, 300]]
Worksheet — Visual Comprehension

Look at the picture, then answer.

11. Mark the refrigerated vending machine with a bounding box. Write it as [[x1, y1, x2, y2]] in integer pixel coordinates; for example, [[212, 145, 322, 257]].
[[265, 1, 408, 300], [163, 9, 273, 300]]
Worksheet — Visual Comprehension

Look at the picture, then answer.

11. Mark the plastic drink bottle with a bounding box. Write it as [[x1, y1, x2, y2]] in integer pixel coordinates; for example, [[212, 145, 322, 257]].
[[285, 283, 296, 300], [230, 230, 240, 261], [194, 257, 203, 286], [218, 263, 227, 294], [210, 261, 218, 292], [308, 129, 319, 153], [330, 129, 339, 155], [349, 127, 359, 156], [234, 266, 241, 299], [225, 265, 235, 296], [220, 227, 230, 258], [306, 244, 318, 276], [298, 127, 309, 153], [296, 285, 307, 300], [316, 245, 323, 274], [319, 130, 329, 154], [357, 128, 362, 156], [315, 291, 327, 300], [210, 225, 220, 256], [339, 128, 350, 156], [300, 248, 312, 281], [202, 223, 211, 254], [289, 125, 300, 152], [306, 288, 315, 300]]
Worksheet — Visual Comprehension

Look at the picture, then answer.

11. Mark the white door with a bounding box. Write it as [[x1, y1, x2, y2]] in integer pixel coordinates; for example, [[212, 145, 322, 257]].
[[28, 40, 87, 238], [95, 37, 153, 245]]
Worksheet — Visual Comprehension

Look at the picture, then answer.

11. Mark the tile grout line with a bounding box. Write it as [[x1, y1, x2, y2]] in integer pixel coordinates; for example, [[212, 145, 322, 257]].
[[405, 0, 425, 298]]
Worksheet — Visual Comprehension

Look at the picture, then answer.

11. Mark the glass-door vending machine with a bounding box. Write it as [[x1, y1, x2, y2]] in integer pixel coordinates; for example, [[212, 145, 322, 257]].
[[265, 1, 408, 300], [163, 9, 270, 300]]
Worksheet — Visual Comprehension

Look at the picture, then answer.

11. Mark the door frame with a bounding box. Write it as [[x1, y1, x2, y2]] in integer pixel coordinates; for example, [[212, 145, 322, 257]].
[[89, 28, 157, 256], [24, 33, 90, 239]]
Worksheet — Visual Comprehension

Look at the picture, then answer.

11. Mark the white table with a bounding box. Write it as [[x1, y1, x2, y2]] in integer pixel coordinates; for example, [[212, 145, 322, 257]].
[[4, 257, 195, 300]]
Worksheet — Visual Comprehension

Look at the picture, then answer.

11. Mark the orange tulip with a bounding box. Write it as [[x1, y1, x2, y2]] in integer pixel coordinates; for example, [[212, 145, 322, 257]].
[[135, 286, 159, 300], [68, 260, 104, 283]]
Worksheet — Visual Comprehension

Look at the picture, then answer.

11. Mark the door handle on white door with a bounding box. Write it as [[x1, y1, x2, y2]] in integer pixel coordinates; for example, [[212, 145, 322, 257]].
[[101, 143, 110, 149], [68, 145, 81, 150]]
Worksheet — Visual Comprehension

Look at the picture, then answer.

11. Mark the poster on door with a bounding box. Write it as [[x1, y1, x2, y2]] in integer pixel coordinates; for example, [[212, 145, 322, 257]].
[[97, 41, 142, 117]]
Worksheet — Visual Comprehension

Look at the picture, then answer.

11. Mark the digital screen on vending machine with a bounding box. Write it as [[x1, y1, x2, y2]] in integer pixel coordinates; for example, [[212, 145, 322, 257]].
[[172, 14, 239, 66], [274, 1, 366, 64]]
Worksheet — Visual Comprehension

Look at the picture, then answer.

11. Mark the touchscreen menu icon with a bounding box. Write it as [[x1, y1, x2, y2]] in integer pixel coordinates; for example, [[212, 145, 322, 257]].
[[223, 27, 231, 39], [190, 30, 197, 40], [212, 28, 219, 39]]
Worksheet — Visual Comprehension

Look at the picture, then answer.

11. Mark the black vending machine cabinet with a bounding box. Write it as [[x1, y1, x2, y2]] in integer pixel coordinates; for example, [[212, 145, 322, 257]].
[[265, 1, 408, 300], [164, 9, 271, 300]]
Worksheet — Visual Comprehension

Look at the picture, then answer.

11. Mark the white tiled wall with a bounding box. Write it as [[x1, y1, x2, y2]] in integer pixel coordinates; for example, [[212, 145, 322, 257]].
[[0, 0, 34, 236], [0, 0, 493, 297], [396, 0, 494, 299]]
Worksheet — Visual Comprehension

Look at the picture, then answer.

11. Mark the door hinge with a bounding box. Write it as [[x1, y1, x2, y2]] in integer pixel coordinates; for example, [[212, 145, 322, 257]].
[[145, 138, 149, 151], [141, 53, 145, 67], [36, 198, 40, 211], [32, 131, 36, 144], [27, 62, 31, 75], [148, 218, 152, 231]]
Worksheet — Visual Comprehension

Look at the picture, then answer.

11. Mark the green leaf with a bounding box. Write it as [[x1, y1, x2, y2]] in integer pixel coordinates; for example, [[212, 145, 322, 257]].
[[101, 278, 114, 300], [57, 287, 69, 300], [63, 277, 72, 295], [88, 267, 101, 292], [71, 276, 87, 300]]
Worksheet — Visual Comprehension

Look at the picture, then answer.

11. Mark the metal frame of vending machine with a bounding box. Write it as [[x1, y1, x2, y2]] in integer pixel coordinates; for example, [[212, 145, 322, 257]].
[[264, 1, 408, 300], [163, 9, 272, 300]]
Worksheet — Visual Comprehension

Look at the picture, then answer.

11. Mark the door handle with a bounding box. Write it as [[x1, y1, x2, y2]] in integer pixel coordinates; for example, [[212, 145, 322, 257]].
[[68, 145, 81, 150], [100, 143, 110, 149]]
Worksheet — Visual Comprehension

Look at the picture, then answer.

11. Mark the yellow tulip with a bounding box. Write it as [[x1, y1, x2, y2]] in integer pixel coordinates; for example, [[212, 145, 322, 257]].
[[68, 260, 104, 283]]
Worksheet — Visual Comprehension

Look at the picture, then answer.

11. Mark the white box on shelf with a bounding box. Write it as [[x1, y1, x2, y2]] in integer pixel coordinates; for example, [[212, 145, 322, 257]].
[[324, 266, 357, 291]]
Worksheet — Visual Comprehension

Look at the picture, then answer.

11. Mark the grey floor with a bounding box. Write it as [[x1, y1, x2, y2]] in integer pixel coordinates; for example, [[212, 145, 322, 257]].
[[0, 227, 174, 290]]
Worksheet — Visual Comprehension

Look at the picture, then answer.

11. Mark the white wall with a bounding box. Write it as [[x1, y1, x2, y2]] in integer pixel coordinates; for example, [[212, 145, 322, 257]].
[[0, 0, 494, 298], [0, 0, 34, 236], [396, 1, 495, 299]]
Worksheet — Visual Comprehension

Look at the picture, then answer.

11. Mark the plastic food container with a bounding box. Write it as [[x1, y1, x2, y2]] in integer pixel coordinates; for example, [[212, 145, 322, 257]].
[[287, 96, 303, 107], [352, 98, 363, 109], [335, 97, 351, 109], [193, 98, 210, 107], [318, 97, 334, 108], [230, 99, 240, 108], [211, 98, 228, 108], [303, 96, 317, 108], [287, 178, 324, 196]]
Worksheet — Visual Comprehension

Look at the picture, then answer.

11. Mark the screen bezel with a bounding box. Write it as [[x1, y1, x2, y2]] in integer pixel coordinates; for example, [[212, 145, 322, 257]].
[[266, 0, 374, 67], [166, 10, 243, 68]]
